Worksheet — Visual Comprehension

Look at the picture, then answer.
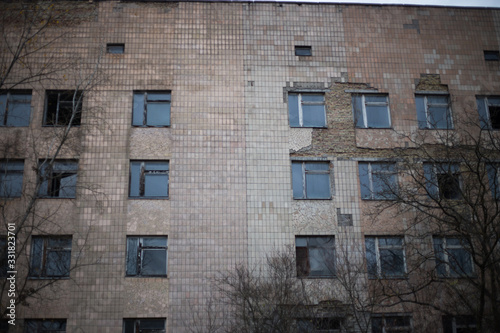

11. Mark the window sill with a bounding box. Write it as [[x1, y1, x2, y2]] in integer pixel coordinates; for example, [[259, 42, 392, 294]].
[[132, 125, 170, 128], [293, 197, 332, 200], [355, 127, 393, 129], [125, 275, 168, 278], [128, 197, 169, 200]]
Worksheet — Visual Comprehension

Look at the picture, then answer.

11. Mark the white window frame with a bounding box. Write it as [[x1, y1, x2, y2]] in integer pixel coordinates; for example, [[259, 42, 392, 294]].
[[478, 96, 500, 130], [288, 92, 326, 128], [358, 162, 397, 200], [353, 94, 391, 129], [416, 93, 453, 129], [433, 237, 474, 278], [365, 236, 406, 278]]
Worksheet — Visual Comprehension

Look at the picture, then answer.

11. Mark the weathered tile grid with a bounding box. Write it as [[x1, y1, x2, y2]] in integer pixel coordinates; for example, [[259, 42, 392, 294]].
[[169, 3, 247, 331]]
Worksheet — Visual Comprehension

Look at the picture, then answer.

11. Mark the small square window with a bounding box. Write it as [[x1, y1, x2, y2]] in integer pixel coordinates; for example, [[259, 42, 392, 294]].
[[295, 236, 335, 278], [24, 319, 66, 333], [358, 162, 397, 200], [0, 160, 24, 198], [352, 94, 391, 128], [132, 91, 171, 127], [423, 163, 461, 200], [0, 237, 7, 278], [0, 91, 31, 126], [371, 315, 412, 333], [477, 96, 500, 130], [415, 94, 453, 129], [365, 237, 406, 278], [123, 318, 166, 333], [484, 50, 499, 61], [43, 90, 82, 126], [442, 316, 476, 333], [288, 93, 326, 128], [295, 46, 312, 56], [29, 236, 72, 278], [292, 161, 331, 199], [129, 161, 169, 198], [38, 160, 78, 198], [107, 43, 124, 54], [126, 236, 168, 277], [433, 237, 474, 278]]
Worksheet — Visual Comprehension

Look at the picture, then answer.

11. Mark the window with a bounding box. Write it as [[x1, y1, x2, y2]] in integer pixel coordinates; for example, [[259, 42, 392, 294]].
[[38, 160, 78, 198], [296, 236, 335, 278], [126, 237, 167, 277], [433, 237, 473, 278], [415, 94, 452, 129], [486, 163, 500, 199], [358, 162, 397, 200], [477, 96, 500, 130], [107, 43, 124, 54], [0, 160, 24, 198], [295, 46, 312, 56], [132, 91, 171, 127], [371, 315, 412, 333], [292, 161, 331, 199], [29, 236, 72, 278], [484, 50, 499, 61], [123, 319, 166, 333], [44, 90, 82, 126], [365, 237, 406, 278], [297, 318, 341, 332], [0, 320, 8, 333], [353, 94, 391, 128], [129, 161, 169, 198], [288, 93, 326, 128], [24, 319, 66, 333], [423, 163, 461, 200], [0, 91, 31, 126], [0, 237, 7, 278], [442, 316, 476, 333]]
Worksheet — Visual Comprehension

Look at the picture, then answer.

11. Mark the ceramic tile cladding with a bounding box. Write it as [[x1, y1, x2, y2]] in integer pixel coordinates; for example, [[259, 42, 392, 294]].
[[3, 1, 500, 332]]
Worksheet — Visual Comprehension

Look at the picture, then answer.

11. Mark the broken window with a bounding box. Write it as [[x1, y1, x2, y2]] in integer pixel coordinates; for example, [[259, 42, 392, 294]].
[[442, 316, 476, 333], [129, 161, 169, 198], [476, 96, 500, 130], [0, 237, 7, 278], [123, 318, 166, 333], [126, 236, 167, 277], [296, 236, 335, 278], [365, 237, 406, 278], [358, 162, 397, 200], [43, 90, 82, 126], [107, 43, 125, 54], [132, 91, 171, 127], [295, 46, 312, 56], [484, 50, 499, 61], [0, 91, 31, 126], [0, 160, 24, 198], [297, 317, 342, 332], [38, 160, 78, 198], [352, 94, 391, 128], [29, 236, 72, 278], [423, 163, 461, 200], [415, 94, 453, 129], [24, 319, 67, 333], [371, 315, 412, 333], [292, 161, 331, 199], [433, 237, 473, 278], [288, 93, 326, 128]]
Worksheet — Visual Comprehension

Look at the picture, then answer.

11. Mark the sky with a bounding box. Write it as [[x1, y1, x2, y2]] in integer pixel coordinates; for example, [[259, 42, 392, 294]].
[[282, 0, 500, 8]]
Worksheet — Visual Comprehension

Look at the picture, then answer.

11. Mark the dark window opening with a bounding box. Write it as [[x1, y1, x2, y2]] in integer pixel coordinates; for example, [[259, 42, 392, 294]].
[[484, 50, 499, 61], [44, 91, 82, 126], [39, 160, 78, 198], [489, 105, 500, 129], [297, 317, 341, 332], [126, 236, 167, 277], [24, 319, 67, 333], [0, 237, 7, 278], [442, 316, 476, 333], [29, 237, 72, 278], [295, 46, 312, 56], [123, 318, 166, 333], [437, 173, 461, 200], [107, 43, 125, 54], [372, 315, 412, 333]]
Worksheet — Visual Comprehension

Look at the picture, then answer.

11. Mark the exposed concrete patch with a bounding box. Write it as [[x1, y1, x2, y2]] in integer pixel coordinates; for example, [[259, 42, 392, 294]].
[[289, 127, 312, 152], [292, 201, 337, 234]]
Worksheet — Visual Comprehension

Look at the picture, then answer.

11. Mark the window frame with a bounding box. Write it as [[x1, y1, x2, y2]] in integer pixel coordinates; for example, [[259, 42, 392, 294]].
[[352, 93, 391, 129], [291, 161, 331, 200], [297, 317, 342, 333], [106, 43, 125, 54], [433, 237, 474, 278], [415, 93, 453, 129], [126, 236, 168, 277], [24, 319, 67, 333], [295, 46, 312, 56], [38, 160, 78, 199], [423, 163, 462, 200], [371, 315, 412, 333], [365, 236, 406, 279], [129, 161, 169, 199], [123, 318, 166, 333], [442, 316, 476, 333], [477, 96, 500, 130], [288, 92, 327, 128], [43, 90, 82, 127], [132, 91, 171, 127], [295, 236, 335, 278], [0, 160, 24, 198], [0, 90, 32, 127], [358, 162, 397, 200], [484, 50, 500, 61], [29, 236, 72, 279]]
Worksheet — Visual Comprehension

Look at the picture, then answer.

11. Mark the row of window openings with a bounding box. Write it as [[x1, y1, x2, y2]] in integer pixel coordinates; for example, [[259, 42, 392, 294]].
[[0, 90, 170, 128], [289, 93, 500, 131], [296, 236, 473, 279], [5, 315, 477, 333]]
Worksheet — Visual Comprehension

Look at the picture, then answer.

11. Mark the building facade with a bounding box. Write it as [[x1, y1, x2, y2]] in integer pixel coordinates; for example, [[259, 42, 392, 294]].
[[1, 0, 499, 332]]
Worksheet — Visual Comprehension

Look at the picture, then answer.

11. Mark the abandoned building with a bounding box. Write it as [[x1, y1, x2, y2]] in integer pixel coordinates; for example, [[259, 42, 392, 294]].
[[1, 0, 500, 332]]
